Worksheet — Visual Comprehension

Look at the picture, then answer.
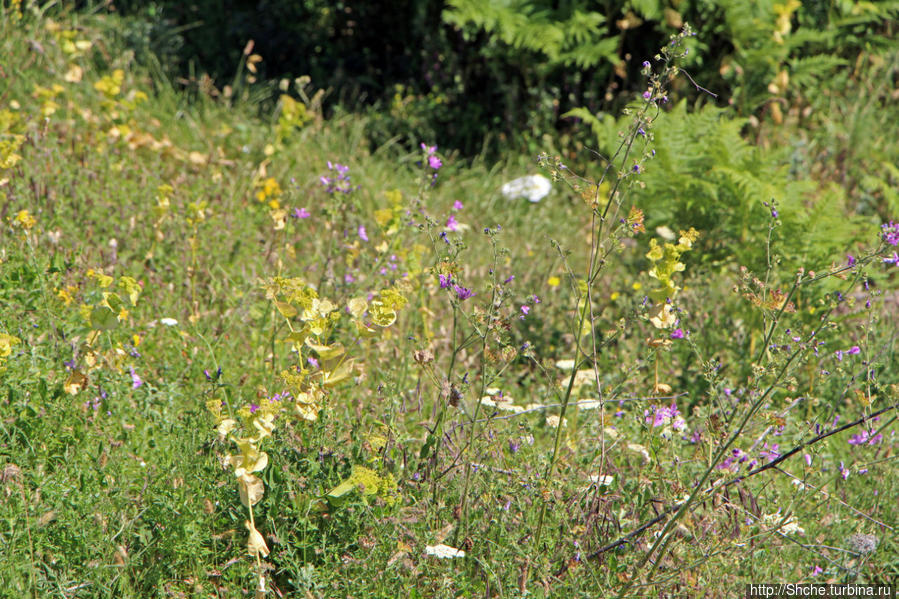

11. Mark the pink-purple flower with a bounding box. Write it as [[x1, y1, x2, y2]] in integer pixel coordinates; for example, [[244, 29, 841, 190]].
[[129, 367, 143, 389], [645, 403, 686, 430], [421, 142, 442, 171], [882, 220, 899, 246], [759, 442, 780, 463], [848, 429, 882, 446], [321, 161, 354, 194], [453, 284, 474, 301]]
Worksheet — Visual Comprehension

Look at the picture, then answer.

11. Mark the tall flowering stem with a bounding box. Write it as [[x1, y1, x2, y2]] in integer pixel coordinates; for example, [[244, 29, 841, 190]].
[[529, 27, 698, 578], [208, 275, 407, 594]]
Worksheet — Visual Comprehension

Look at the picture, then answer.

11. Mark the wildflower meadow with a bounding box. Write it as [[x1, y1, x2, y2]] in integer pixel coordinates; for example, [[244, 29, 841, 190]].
[[1, 2, 897, 597]]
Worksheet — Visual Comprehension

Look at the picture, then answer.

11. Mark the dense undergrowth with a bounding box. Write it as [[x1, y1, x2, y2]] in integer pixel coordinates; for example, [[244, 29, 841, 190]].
[[1, 3, 897, 598]]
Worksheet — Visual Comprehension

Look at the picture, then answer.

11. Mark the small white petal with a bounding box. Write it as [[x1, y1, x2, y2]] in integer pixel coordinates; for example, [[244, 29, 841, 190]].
[[425, 544, 466, 559], [160, 318, 179, 326], [589, 474, 614, 486]]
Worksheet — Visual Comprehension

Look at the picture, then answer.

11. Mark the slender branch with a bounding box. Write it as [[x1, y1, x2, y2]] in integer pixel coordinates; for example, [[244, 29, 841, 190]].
[[569, 401, 898, 568]]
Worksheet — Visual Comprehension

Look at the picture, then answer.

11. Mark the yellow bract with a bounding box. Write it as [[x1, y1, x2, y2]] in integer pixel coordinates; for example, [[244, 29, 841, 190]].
[[94, 69, 125, 98], [245, 520, 270, 557], [0, 333, 21, 363]]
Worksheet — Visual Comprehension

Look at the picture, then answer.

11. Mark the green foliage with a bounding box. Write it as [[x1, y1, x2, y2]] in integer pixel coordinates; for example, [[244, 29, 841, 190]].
[[578, 100, 873, 270], [444, 0, 619, 69], [2, 5, 898, 598]]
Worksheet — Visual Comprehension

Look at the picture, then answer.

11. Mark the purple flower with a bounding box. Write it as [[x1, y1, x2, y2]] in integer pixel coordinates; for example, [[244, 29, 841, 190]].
[[520, 305, 530, 316], [645, 403, 684, 430], [321, 162, 353, 194], [847, 254, 856, 267], [420, 143, 437, 155], [848, 346, 860, 355], [307, 357, 319, 368], [358, 225, 369, 242], [428, 155, 442, 170], [670, 328, 684, 339], [642, 60, 650, 69], [438, 273, 452, 288], [882, 220, 899, 246], [503, 274, 515, 284], [249, 403, 259, 414], [453, 284, 474, 301], [508, 439, 520, 454], [771, 208, 779, 219], [850, 429, 882, 446], [848, 430, 869, 445], [759, 442, 780, 463], [446, 214, 459, 231], [642, 90, 652, 100], [452, 200, 464, 211], [804, 454, 812, 467], [839, 461, 850, 480], [883, 251, 899, 266], [292, 207, 311, 219], [811, 565, 823, 577], [129, 367, 143, 389], [637, 127, 646, 137], [632, 164, 641, 173]]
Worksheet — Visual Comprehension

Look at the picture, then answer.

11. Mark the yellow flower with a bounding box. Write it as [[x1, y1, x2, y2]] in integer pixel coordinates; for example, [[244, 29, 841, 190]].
[[0, 333, 21, 359], [547, 276, 561, 287], [13, 210, 36, 229]]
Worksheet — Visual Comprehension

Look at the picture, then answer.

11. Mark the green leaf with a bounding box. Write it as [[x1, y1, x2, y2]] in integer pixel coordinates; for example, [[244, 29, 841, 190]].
[[89, 305, 118, 330]]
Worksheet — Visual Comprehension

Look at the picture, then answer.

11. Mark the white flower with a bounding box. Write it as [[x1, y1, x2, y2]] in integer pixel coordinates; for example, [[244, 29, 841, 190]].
[[501, 174, 551, 203], [160, 318, 179, 326], [763, 512, 805, 536], [589, 474, 614, 487], [555, 359, 576, 371], [600, 427, 619, 439], [545, 415, 567, 428], [627, 443, 650, 462], [425, 544, 466, 559]]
